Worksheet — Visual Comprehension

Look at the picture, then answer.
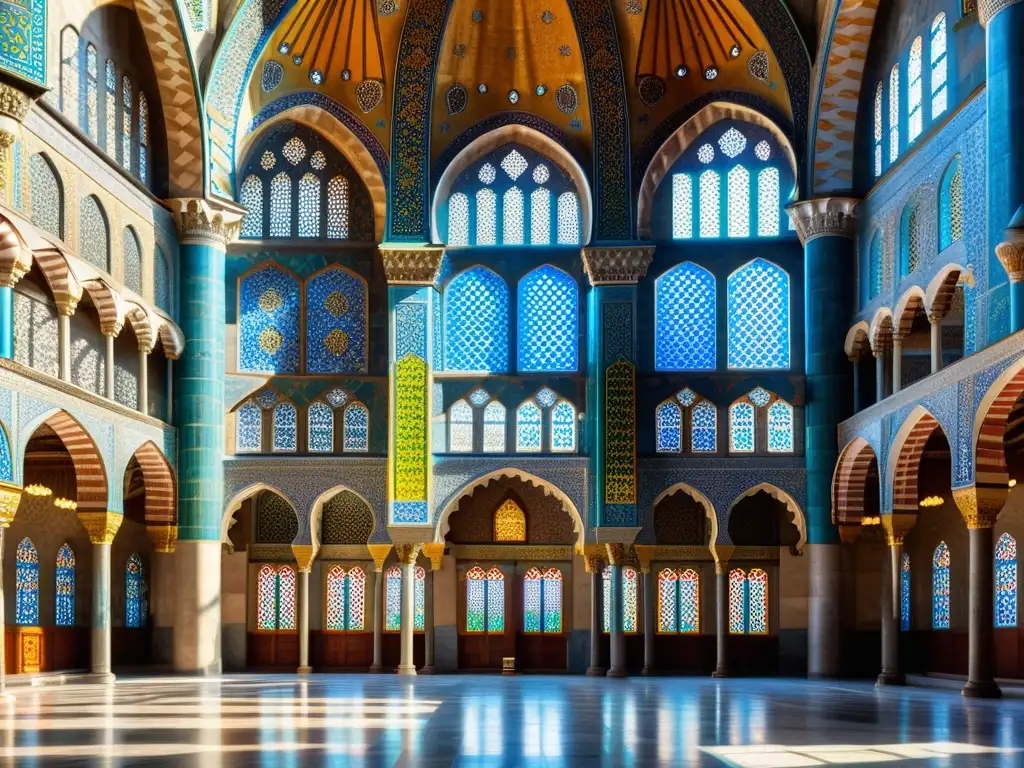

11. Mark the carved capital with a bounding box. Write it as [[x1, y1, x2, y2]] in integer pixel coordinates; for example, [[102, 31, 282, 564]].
[[785, 197, 860, 245], [633, 544, 654, 574], [379, 246, 446, 286], [581, 245, 655, 285], [0, 481, 21, 527], [367, 544, 392, 572], [581, 544, 605, 573], [167, 198, 244, 248], [77, 511, 123, 545], [995, 240, 1024, 283], [421, 542, 445, 570], [394, 542, 421, 565], [979, 0, 1023, 26], [711, 544, 735, 573], [0, 83, 33, 124], [881, 513, 917, 545], [291, 543, 316, 572], [54, 293, 79, 317], [147, 525, 178, 554], [0, 215, 30, 288], [952, 486, 1006, 529]]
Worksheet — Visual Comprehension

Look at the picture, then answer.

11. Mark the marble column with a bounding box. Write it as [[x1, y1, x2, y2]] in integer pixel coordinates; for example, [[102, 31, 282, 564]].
[[370, 567, 383, 672], [396, 544, 420, 676], [586, 553, 605, 676], [712, 565, 729, 678], [874, 349, 886, 403], [0, 85, 33, 361], [57, 306, 73, 382], [891, 332, 903, 394], [138, 346, 150, 416], [103, 332, 115, 400], [146, 525, 178, 664], [297, 569, 311, 673], [607, 563, 626, 677], [421, 569, 436, 674], [877, 537, 905, 685], [79, 512, 123, 681], [996, 209, 1024, 333], [641, 569, 655, 675], [928, 313, 943, 374], [851, 356, 862, 412]]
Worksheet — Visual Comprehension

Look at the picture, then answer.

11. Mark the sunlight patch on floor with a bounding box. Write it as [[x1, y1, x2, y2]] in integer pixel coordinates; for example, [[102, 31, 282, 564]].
[[701, 742, 1018, 767]]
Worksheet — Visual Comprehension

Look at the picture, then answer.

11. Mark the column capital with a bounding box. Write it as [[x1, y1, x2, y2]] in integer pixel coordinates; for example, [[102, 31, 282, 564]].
[[167, 198, 244, 248], [605, 543, 638, 567], [77, 511, 123, 545], [0, 480, 21, 527], [146, 524, 178, 554], [379, 245, 446, 286], [291, 543, 317, 572], [367, 543, 392, 571], [633, 544, 655, 573], [928, 311, 944, 325], [979, 0, 1024, 27], [0, 82, 33, 125], [581, 544, 606, 573], [952, 485, 1006, 529], [421, 542, 445, 570], [581, 245, 655, 286], [996, 240, 1024, 283], [394, 542, 421, 565], [711, 543, 735, 572], [881, 512, 916, 545], [785, 197, 860, 246]]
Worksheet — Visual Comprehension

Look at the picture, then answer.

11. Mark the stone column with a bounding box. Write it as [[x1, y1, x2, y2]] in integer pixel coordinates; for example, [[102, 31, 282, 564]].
[[995, 209, 1024, 333], [606, 563, 625, 677], [891, 332, 903, 394], [57, 303, 74, 382], [146, 525, 178, 664], [788, 198, 860, 679], [103, 332, 116, 400], [0, 483, 22, 695], [641, 568, 655, 675], [928, 313, 943, 374], [850, 356, 862, 413], [395, 543, 420, 676], [367, 544, 391, 673], [585, 551, 606, 676], [168, 198, 243, 675], [712, 558, 730, 678], [421, 543, 443, 675], [874, 348, 886, 403], [292, 544, 315, 674], [0, 84, 33, 360], [954, 486, 1005, 698], [877, 540, 905, 685], [138, 345, 150, 416], [79, 511, 123, 681]]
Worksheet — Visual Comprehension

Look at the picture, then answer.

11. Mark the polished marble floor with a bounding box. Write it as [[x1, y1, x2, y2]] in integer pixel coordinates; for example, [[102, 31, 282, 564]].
[[0, 674, 1021, 766]]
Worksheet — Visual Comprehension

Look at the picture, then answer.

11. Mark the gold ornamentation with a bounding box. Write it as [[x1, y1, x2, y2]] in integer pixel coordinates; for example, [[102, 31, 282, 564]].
[[450, 544, 573, 562], [881, 512, 917, 545], [325, 290, 349, 317], [167, 198, 244, 247], [605, 359, 637, 504], [0, 216, 31, 288], [421, 542, 445, 570], [711, 544, 735, 573], [247, 544, 295, 561], [493, 499, 526, 542], [78, 511, 123, 544], [291, 543, 316, 571], [952, 486, 1005, 529], [0, 84, 32, 123], [367, 544, 393, 571], [258, 288, 283, 313], [394, 354, 428, 500], [978, 0, 1023, 26], [0, 481, 22, 527], [785, 197, 860, 245], [633, 544, 654, 573], [147, 525, 178, 553], [581, 246, 655, 285], [995, 240, 1024, 283], [379, 246, 446, 285], [355, 79, 385, 113], [324, 328, 349, 356], [395, 542, 421, 564], [259, 327, 283, 355]]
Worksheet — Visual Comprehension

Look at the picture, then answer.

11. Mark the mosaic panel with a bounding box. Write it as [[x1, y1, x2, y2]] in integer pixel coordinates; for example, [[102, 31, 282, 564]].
[[444, 267, 509, 373], [321, 490, 373, 545], [55, 544, 75, 627], [655, 262, 715, 370], [605, 360, 636, 505], [901, 552, 911, 632], [0, 0, 45, 85], [306, 267, 367, 374], [256, 492, 299, 544], [239, 265, 301, 374], [517, 266, 578, 372], [602, 302, 633, 367], [28, 154, 61, 239], [79, 196, 109, 272], [996, 533, 1017, 629], [125, 553, 144, 628], [394, 355, 428, 501], [932, 542, 950, 630]]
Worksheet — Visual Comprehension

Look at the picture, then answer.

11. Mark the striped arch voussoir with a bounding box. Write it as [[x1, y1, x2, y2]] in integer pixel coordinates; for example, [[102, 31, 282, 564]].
[[34, 248, 82, 313], [125, 303, 157, 352], [892, 414, 939, 512], [975, 372, 1024, 489], [0, 213, 32, 287], [81, 279, 126, 336], [834, 438, 877, 522], [42, 411, 107, 512], [132, 441, 176, 526]]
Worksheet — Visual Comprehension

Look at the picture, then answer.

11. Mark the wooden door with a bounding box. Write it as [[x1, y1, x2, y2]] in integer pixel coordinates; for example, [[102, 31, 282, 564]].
[[458, 564, 513, 670], [515, 564, 567, 672]]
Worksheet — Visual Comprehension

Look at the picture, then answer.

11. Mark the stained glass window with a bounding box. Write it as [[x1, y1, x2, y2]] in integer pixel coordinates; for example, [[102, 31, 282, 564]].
[[729, 568, 768, 634], [728, 568, 746, 634], [516, 400, 543, 452], [327, 176, 350, 239], [414, 566, 426, 630], [449, 192, 469, 246], [494, 499, 526, 541], [269, 173, 292, 237], [658, 568, 699, 633], [84, 45, 98, 141], [727, 259, 790, 369], [483, 401, 506, 452], [29, 154, 63, 240], [517, 265, 578, 372], [347, 567, 366, 630], [240, 175, 264, 238], [931, 14, 948, 120], [385, 566, 401, 630], [444, 267, 509, 373], [123, 227, 142, 294], [727, 166, 750, 238], [336, 403, 366, 452], [656, 400, 682, 452], [326, 566, 365, 631], [283, 137, 306, 165], [466, 566, 505, 633], [524, 567, 562, 633], [551, 401, 576, 452], [308, 401, 334, 452], [901, 202, 920, 275], [655, 261, 716, 370], [757, 168, 780, 237], [658, 568, 678, 633], [869, 231, 884, 298], [238, 264, 301, 374], [449, 399, 473, 452], [729, 402, 755, 452], [257, 564, 278, 629], [699, 170, 721, 237], [908, 37, 923, 143], [236, 400, 262, 452], [60, 27, 80, 125], [767, 400, 794, 453], [15, 538, 38, 626], [272, 402, 297, 452], [105, 60, 116, 158], [55, 543, 75, 627], [278, 566, 297, 630], [531, 188, 551, 245], [995, 533, 1017, 629], [691, 400, 717, 452], [889, 65, 900, 163], [932, 542, 950, 630], [874, 82, 883, 178], [939, 158, 963, 251], [622, 567, 638, 632], [503, 187, 525, 245], [901, 553, 911, 632], [79, 195, 110, 272], [476, 188, 497, 245], [557, 192, 580, 245], [298, 173, 321, 237], [138, 93, 149, 183], [121, 76, 133, 172], [672, 174, 693, 239], [125, 553, 145, 628]]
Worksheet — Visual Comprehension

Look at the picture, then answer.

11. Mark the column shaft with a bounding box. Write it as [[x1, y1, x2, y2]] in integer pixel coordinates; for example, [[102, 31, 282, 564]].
[[808, 544, 842, 678], [91, 542, 113, 678], [104, 333, 115, 400], [891, 336, 902, 394], [929, 318, 943, 374], [0, 528, 6, 693], [138, 348, 149, 416], [877, 544, 904, 685], [641, 571, 655, 675], [586, 569, 604, 675], [297, 569, 311, 673], [608, 564, 626, 677], [58, 313, 71, 382], [712, 570, 728, 677], [371, 569, 383, 672], [397, 561, 416, 675], [0, 286, 12, 359], [422, 570, 436, 674], [851, 359, 862, 413], [875, 353, 885, 403], [1010, 282, 1024, 333], [963, 526, 1001, 697]]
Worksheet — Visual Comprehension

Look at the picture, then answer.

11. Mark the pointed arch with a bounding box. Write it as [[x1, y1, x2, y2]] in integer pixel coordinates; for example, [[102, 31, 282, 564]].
[[893, 285, 926, 337], [78, 195, 110, 272], [728, 483, 807, 552], [28, 153, 64, 240], [443, 266, 509, 373], [517, 265, 578, 373], [308, 485, 377, 549], [23, 410, 108, 512], [833, 437, 879, 524], [843, 321, 870, 360], [493, 498, 526, 542], [886, 406, 942, 513], [727, 258, 790, 369], [650, 483, 719, 545], [127, 441, 177, 526], [655, 261, 716, 370], [925, 262, 965, 319]]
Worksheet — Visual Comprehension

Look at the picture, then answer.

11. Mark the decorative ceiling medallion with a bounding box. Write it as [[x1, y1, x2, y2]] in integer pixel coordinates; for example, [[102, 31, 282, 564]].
[[541, 9, 554, 23], [555, 83, 578, 114], [508, 89, 519, 104], [261, 61, 283, 92], [355, 79, 384, 113], [446, 83, 468, 115], [536, 84, 547, 96], [638, 74, 666, 106], [378, 0, 398, 16], [748, 51, 769, 84], [626, 0, 642, 13]]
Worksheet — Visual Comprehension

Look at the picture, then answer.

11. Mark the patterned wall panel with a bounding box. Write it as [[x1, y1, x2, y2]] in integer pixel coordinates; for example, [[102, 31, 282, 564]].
[[604, 359, 636, 508], [320, 490, 374, 545], [305, 266, 368, 374], [0, 0, 45, 85]]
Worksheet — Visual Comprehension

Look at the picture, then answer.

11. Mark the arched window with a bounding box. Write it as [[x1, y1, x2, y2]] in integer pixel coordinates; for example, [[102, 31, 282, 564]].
[[908, 37, 923, 142], [120, 75, 133, 172], [658, 568, 699, 633], [656, 401, 682, 452], [503, 187, 524, 245], [551, 400, 577, 452], [603, 566, 639, 632], [655, 261, 716, 370], [84, 45, 99, 141], [483, 400, 506, 453], [933, 541, 950, 629], [269, 172, 292, 237], [444, 267, 509, 373], [900, 202, 919, 276], [532, 188, 552, 245], [79, 195, 109, 272], [516, 400, 543, 452], [384, 565, 426, 631], [939, 157, 963, 251], [123, 227, 142, 294], [476, 188, 496, 245], [888, 65, 900, 163], [493, 498, 526, 541], [326, 565, 365, 631], [449, 399, 473, 452], [125, 553, 145, 628], [28, 154, 63, 240], [308, 401, 334, 452], [272, 401, 297, 452], [996, 533, 1017, 628], [931, 14, 948, 119], [698, 170, 720, 238], [448, 192, 469, 246], [671, 173, 693, 239], [235, 399, 263, 453], [656, 389, 718, 454], [727, 259, 790, 369], [757, 168, 780, 237], [298, 173, 320, 237], [517, 265, 578, 372], [138, 92, 149, 184], [729, 401, 755, 452], [154, 245, 171, 312], [691, 399, 718, 452], [767, 400, 794, 453], [869, 231, 884, 298], [873, 82, 883, 178], [55, 543, 75, 627], [104, 60, 116, 158], [342, 402, 369, 452], [729, 568, 768, 634], [466, 566, 505, 633], [15, 538, 38, 626], [523, 567, 562, 633], [327, 176, 350, 238], [726, 166, 750, 238], [557, 192, 581, 245], [257, 564, 297, 630], [238, 264, 301, 374], [901, 553, 911, 631], [240, 175, 264, 238], [60, 27, 80, 125], [305, 265, 368, 374]]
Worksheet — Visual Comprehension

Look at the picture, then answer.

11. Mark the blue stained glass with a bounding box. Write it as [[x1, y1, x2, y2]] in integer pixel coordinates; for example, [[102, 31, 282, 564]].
[[767, 400, 793, 452], [524, 573, 542, 632], [55, 543, 75, 627], [869, 232, 884, 298], [516, 401, 542, 452], [727, 165, 750, 238], [995, 533, 1017, 628], [542, 569, 562, 632], [658, 569, 678, 632], [517, 265, 578, 372], [444, 267, 509, 373], [0, 422, 12, 482], [415, 566, 425, 630], [748, 387, 771, 407], [655, 262, 716, 370], [448, 192, 469, 246], [469, 388, 490, 407], [933, 542, 950, 630], [305, 266, 368, 374], [343, 403, 369, 452], [727, 258, 790, 369], [679, 569, 699, 633], [908, 37, 923, 142], [486, 568, 505, 632], [238, 265, 301, 374], [730, 402, 755, 452], [272, 402, 297, 452], [385, 567, 401, 630], [691, 400, 717, 452], [748, 568, 768, 634], [930, 14, 947, 120], [699, 170, 720, 238], [656, 401, 682, 453], [677, 388, 696, 407], [467, 571, 486, 631], [551, 401, 576, 452], [672, 173, 693, 239], [503, 187, 524, 244], [535, 388, 557, 408], [901, 553, 911, 632], [757, 168, 780, 237], [15, 538, 38, 626], [236, 401, 262, 452], [308, 402, 333, 452], [125, 553, 145, 628]]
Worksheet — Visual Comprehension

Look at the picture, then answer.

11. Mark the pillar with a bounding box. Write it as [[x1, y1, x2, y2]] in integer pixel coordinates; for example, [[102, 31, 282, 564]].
[[169, 198, 243, 675], [367, 544, 390, 673], [929, 313, 943, 374], [874, 349, 886, 403], [606, 562, 626, 677], [0, 483, 23, 695], [0, 84, 33, 361], [891, 332, 903, 394], [788, 198, 859, 679], [395, 543, 420, 676], [146, 525, 178, 664], [103, 332, 115, 400], [641, 568, 655, 675], [297, 569, 311, 673], [78, 511, 123, 681], [57, 306, 73, 382], [995, 208, 1024, 333], [712, 561, 730, 678], [954, 487, 1004, 698], [421, 569, 435, 674], [877, 540, 905, 685], [0, 286, 11, 359], [851, 357, 862, 413], [585, 552, 605, 676], [138, 346, 150, 416]]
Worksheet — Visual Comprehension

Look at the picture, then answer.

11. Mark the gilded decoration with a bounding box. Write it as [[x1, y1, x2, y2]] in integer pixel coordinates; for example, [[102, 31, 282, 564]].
[[421, 542, 445, 569], [394, 354, 429, 501], [493, 498, 526, 542], [146, 525, 178, 554], [395, 542, 421, 564], [0, 480, 21, 527], [248, 544, 295, 562], [881, 513, 917, 545], [604, 359, 637, 505], [445, 476, 576, 545], [451, 544, 573, 562], [291, 543, 316, 571], [581, 246, 655, 286], [367, 543, 393, 571], [0, 83, 33, 124], [77, 511, 124, 545], [380, 247, 446, 285], [786, 198, 860, 246], [167, 198, 244, 247], [952, 486, 1006, 530], [995, 240, 1024, 283]]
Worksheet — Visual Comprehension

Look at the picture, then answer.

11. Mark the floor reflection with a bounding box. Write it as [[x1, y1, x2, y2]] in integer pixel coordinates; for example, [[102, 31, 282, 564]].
[[0, 675, 1019, 766]]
